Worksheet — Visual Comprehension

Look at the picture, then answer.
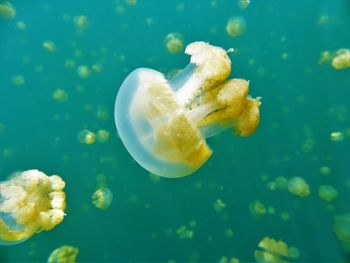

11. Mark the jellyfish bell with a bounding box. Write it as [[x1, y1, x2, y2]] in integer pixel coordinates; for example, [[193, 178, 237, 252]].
[[0, 169, 66, 245], [115, 41, 261, 178]]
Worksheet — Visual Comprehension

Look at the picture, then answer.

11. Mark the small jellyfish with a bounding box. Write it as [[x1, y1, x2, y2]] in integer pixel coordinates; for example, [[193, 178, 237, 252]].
[[331, 48, 350, 70], [249, 200, 266, 218], [320, 166, 331, 175], [334, 214, 350, 243], [77, 65, 91, 79], [165, 33, 185, 54], [96, 129, 110, 143], [0, 170, 66, 245], [213, 198, 226, 212], [238, 0, 250, 9], [11, 75, 25, 86], [330, 131, 344, 141], [226, 16, 246, 37], [91, 63, 103, 73], [16, 21, 26, 30], [77, 129, 96, 145], [0, 2, 16, 19], [73, 15, 89, 34], [47, 245, 79, 263], [176, 225, 194, 239], [53, 89, 68, 103], [43, 40, 56, 52], [115, 41, 261, 178], [92, 187, 113, 209], [254, 237, 290, 263], [287, 176, 310, 197], [318, 185, 338, 202]]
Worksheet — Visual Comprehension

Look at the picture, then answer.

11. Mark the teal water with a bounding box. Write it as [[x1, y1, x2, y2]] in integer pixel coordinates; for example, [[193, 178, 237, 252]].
[[1, 0, 350, 262]]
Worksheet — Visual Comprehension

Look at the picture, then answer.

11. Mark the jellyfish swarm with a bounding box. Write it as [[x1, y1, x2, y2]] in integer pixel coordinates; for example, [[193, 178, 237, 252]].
[[0, 170, 66, 245], [115, 41, 261, 178]]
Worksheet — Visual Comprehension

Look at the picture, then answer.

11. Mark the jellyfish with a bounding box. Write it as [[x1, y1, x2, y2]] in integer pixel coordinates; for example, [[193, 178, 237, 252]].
[[115, 41, 261, 178], [254, 237, 290, 263], [47, 245, 79, 263], [0, 169, 66, 245], [92, 187, 113, 210]]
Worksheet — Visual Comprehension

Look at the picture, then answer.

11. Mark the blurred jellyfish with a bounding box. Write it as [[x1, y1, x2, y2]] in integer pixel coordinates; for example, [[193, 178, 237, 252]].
[[213, 198, 226, 212], [219, 256, 240, 263], [319, 166, 331, 175], [254, 237, 290, 263], [0, 170, 66, 245], [52, 89, 68, 103], [331, 49, 350, 70], [249, 200, 266, 218], [287, 177, 310, 197], [73, 15, 89, 34], [96, 129, 110, 143], [91, 63, 103, 73], [318, 185, 338, 202], [43, 40, 56, 52], [47, 245, 79, 263], [334, 213, 350, 251], [16, 21, 26, 30], [115, 41, 261, 178], [330, 131, 344, 141], [125, 0, 137, 5], [77, 65, 91, 79], [11, 75, 25, 86], [77, 129, 96, 145], [0, 2, 16, 19], [65, 59, 76, 70], [226, 16, 246, 37], [238, 0, 250, 9], [164, 32, 185, 54], [176, 225, 194, 239], [92, 187, 113, 210]]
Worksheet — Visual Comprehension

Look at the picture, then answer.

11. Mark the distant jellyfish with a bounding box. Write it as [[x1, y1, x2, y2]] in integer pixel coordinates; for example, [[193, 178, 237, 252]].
[[77, 129, 96, 145], [47, 245, 79, 263], [52, 89, 69, 103], [43, 40, 56, 52], [0, 2, 16, 19], [254, 237, 290, 263], [331, 48, 350, 70], [96, 129, 110, 143], [16, 21, 26, 30], [114, 41, 261, 178], [249, 200, 266, 218], [92, 187, 113, 210], [73, 15, 89, 34], [226, 16, 246, 37], [318, 185, 338, 202], [334, 214, 350, 244], [91, 63, 103, 73], [238, 0, 250, 9], [11, 75, 25, 86], [213, 199, 226, 212], [77, 65, 91, 79], [330, 131, 344, 141], [0, 170, 66, 245], [287, 177, 310, 197], [164, 32, 185, 54]]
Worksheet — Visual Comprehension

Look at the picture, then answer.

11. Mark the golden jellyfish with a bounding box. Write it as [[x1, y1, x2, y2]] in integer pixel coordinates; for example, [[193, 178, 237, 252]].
[[287, 176, 310, 197], [0, 169, 66, 245], [114, 41, 261, 178], [43, 40, 56, 52], [77, 129, 96, 145], [11, 75, 25, 86], [318, 185, 338, 202], [164, 32, 185, 54], [77, 65, 91, 79], [52, 89, 69, 103], [254, 237, 290, 263], [331, 48, 350, 70], [0, 1, 16, 19], [73, 15, 89, 34], [47, 245, 79, 263], [92, 187, 113, 209], [226, 16, 246, 37]]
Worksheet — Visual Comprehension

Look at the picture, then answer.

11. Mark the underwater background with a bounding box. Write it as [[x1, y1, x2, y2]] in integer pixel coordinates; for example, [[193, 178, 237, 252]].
[[1, 0, 350, 262]]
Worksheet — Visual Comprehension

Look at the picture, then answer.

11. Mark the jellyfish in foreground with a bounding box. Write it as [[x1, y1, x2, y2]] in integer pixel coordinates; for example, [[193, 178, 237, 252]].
[[254, 237, 290, 263], [115, 41, 261, 178], [47, 245, 79, 263], [0, 169, 66, 245]]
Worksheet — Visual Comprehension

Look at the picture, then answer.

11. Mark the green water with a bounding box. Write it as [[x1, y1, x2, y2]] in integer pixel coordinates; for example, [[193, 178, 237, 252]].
[[1, 0, 350, 262]]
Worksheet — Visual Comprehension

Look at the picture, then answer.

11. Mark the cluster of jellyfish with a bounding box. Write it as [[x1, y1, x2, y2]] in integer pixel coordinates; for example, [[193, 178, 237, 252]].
[[115, 41, 261, 178]]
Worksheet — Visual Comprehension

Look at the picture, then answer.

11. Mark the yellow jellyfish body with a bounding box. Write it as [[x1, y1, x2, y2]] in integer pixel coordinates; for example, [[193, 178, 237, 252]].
[[92, 187, 113, 209], [0, 170, 66, 245], [164, 32, 185, 54], [115, 41, 261, 178], [0, 2, 16, 19], [47, 245, 79, 263], [226, 16, 246, 37], [318, 185, 338, 202], [334, 214, 350, 243], [254, 237, 290, 263], [331, 48, 350, 70], [43, 40, 56, 52], [287, 176, 310, 197]]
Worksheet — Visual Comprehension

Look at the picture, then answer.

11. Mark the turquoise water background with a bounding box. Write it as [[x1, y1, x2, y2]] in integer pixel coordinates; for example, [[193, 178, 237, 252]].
[[1, 0, 350, 262]]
